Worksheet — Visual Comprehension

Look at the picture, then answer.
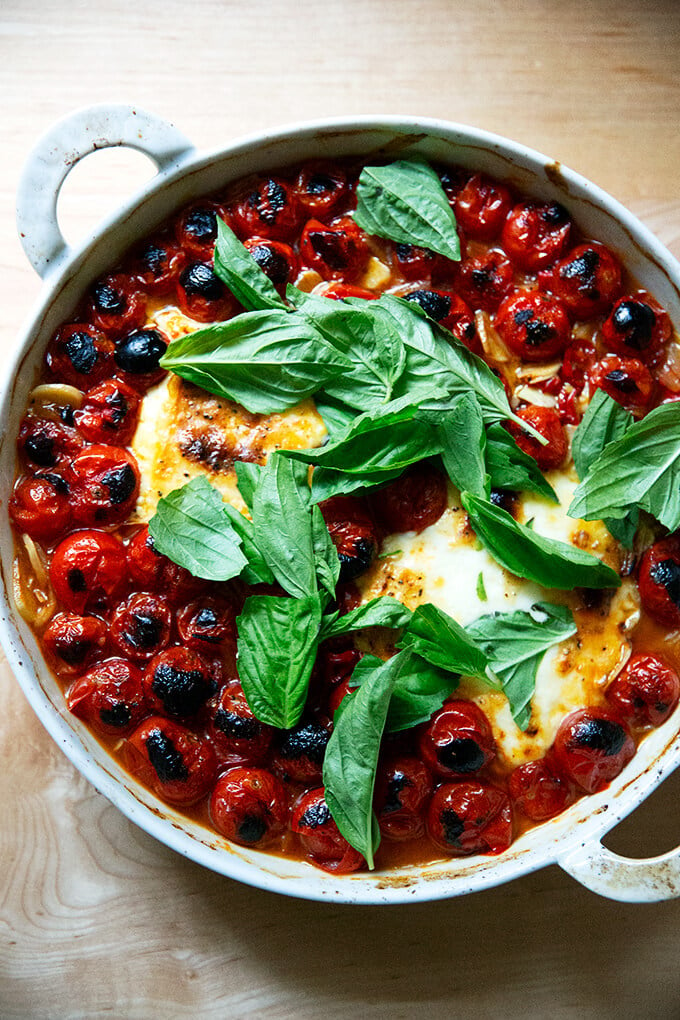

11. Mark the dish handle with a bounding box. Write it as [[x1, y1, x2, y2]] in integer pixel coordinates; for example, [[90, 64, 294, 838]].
[[559, 834, 680, 902], [16, 104, 195, 280]]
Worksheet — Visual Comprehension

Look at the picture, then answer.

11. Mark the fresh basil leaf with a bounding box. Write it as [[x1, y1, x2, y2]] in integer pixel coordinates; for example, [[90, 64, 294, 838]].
[[160, 309, 351, 414], [320, 596, 413, 640], [467, 602, 577, 730], [148, 476, 247, 581], [324, 650, 412, 867], [397, 602, 496, 683], [485, 423, 558, 502], [309, 464, 406, 503], [569, 403, 680, 533], [236, 594, 323, 728], [251, 454, 317, 598], [570, 389, 638, 546], [353, 158, 461, 262], [313, 393, 358, 436], [462, 491, 621, 590], [213, 217, 288, 311], [234, 461, 262, 511], [311, 503, 341, 601], [222, 502, 275, 585], [350, 652, 459, 732], [437, 393, 488, 497]]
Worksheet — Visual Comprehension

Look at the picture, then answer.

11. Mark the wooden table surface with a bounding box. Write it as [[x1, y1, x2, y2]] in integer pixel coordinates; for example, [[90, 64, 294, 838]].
[[2, 1, 680, 1017]]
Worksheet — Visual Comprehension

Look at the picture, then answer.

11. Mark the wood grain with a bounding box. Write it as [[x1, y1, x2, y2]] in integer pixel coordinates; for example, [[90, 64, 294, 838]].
[[1, 2, 680, 1017]]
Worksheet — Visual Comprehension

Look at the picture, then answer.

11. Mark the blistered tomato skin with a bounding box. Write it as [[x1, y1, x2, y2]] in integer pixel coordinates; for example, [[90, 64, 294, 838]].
[[403, 289, 477, 349], [46, 323, 115, 389], [176, 261, 235, 322], [606, 654, 680, 728], [50, 530, 127, 614], [208, 680, 274, 763], [243, 237, 299, 293], [73, 378, 141, 446], [43, 612, 108, 673], [589, 355, 653, 412], [143, 646, 217, 719], [291, 788, 365, 873], [506, 405, 568, 471], [10, 473, 72, 541], [370, 463, 448, 536], [454, 174, 513, 240], [67, 658, 146, 736], [131, 235, 181, 295], [233, 177, 301, 242], [553, 709, 635, 794], [295, 162, 349, 218], [88, 273, 146, 337], [509, 758, 573, 821], [126, 716, 217, 806], [456, 249, 514, 312], [299, 216, 369, 281], [110, 592, 172, 663], [70, 445, 140, 526], [419, 701, 496, 778], [374, 756, 433, 840], [176, 597, 236, 652], [495, 290, 571, 362], [174, 202, 221, 258], [639, 536, 680, 628], [393, 242, 439, 282], [540, 242, 622, 318], [210, 766, 288, 847], [319, 495, 378, 583], [426, 781, 513, 855], [273, 719, 331, 783], [501, 200, 572, 272], [18, 417, 84, 469]]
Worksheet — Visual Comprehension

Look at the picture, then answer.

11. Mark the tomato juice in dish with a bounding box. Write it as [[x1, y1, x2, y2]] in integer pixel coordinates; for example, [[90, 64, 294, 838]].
[[9, 155, 680, 874]]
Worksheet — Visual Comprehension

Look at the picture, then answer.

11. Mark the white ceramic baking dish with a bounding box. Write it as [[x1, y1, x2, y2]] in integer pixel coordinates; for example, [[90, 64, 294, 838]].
[[3, 104, 680, 904]]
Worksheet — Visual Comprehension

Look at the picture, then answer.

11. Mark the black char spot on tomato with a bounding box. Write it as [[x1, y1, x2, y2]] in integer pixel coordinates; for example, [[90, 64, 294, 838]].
[[65, 332, 98, 375], [102, 464, 137, 505], [214, 709, 260, 740], [144, 728, 188, 782], [67, 568, 87, 593], [299, 800, 332, 829], [611, 301, 655, 350], [437, 737, 486, 774], [278, 721, 329, 764], [383, 771, 409, 814], [179, 262, 225, 300], [115, 329, 167, 374], [125, 613, 163, 650], [338, 537, 376, 582], [440, 808, 465, 847], [92, 282, 126, 314], [404, 289, 451, 322], [24, 432, 57, 466], [185, 207, 217, 243], [541, 202, 569, 225], [151, 663, 215, 717], [238, 815, 268, 844], [249, 245, 290, 285], [568, 716, 628, 756], [649, 558, 680, 608], [99, 702, 131, 728]]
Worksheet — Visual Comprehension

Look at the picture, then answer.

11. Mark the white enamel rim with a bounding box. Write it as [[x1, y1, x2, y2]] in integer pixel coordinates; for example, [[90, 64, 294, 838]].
[[4, 104, 680, 904]]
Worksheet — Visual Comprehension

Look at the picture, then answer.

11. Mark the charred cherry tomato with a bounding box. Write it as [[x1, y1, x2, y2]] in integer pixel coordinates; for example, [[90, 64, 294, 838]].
[[426, 780, 513, 856], [588, 354, 653, 412], [501, 200, 572, 272], [606, 653, 680, 728], [174, 201, 221, 257], [437, 165, 470, 202], [419, 700, 496, 778], [639, 535, 680, 628], [242, 237, 299, 294], [374, 755, 433, 840], [393, 242, 439, 282], [208, 680, 274, 763], [176, 596, 236, 653], [369, 463, 448, 535], [110, 592, 172, 663], [454, 173, 513, 240], [601, 292, 672, 364], [272, 719, 331, 783], [210, 766, 288, 847], [46, 323, 115, 389], [299, 216, 369, 282], [456, 249, 514, 312], [323, 283, 377, 300], [508, 757, 573, 821], [291, 788, 365, 873], [114, 328, 168, 389], [553, 708, 635, 794], [233, 177, 301, 242], [9, 472, 72, 541], [43, 612, 108, 673], [125, 716, 216, 806], [70, 445, 140, 526], [561, 337, 598, 392], [126, 525, 205, 603], [88, 273, 146, 337], [67, 657, 145, 736], [403, 289, 477, 349], [73, 377, 140, 446], [18, 417, 84, 469], [143, 646, 217, 719], [505, 405, 567, 470], [176, 261, 235, 322], [495, 290, 571, 362], [318, 495, 378, 583], [50, 530, 127, 614], [295, 161, 349, 218], [131, 234, 181, 295], [540, 242, 622, 318]]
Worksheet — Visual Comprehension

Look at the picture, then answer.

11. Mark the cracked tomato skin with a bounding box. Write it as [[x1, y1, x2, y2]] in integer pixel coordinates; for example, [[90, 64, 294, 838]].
[[18, 417, 84, 470], [552, 709, 635, 794], [606, 653, 680, 728], [110, 592, 172, 663], [426, 780, 513, 856], [74, 377, 141, 446], [294, 161, 349, 219], [290, 788, 365, 873], [67, 657, 146, 737], [419, 701, 496, 779], [50, 530, 128, 614], [232, 177, 301, 242], [638, 536, 680, 628], [299, 216, 369, 281], [43, 612, 108, 674], [495, 289, 571, 362], [210, 766, 289, 847], [88, 273, 146, 338], [130, 234, 182, 296], [506, 405, 568, 471], [125, 716, 217, 807]]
